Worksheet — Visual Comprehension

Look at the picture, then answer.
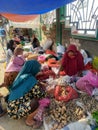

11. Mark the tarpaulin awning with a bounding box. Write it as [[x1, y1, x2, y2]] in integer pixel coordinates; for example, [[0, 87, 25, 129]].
[[1, 13, 38, 22], [9, 17, 40, 29], [0, 0, 75, 15]]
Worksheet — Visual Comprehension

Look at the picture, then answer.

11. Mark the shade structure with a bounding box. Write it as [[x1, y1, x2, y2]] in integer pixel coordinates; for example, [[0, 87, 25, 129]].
[[9, 17, 40, 29], [1, 13, 38, 22], [0, 0, 75, 15]]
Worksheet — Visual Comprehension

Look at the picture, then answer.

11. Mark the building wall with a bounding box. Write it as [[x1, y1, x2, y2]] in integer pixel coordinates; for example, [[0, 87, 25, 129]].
[[61, 24, 98, 57], [78, 39, 98, 57], [41, 23, 98, 57]]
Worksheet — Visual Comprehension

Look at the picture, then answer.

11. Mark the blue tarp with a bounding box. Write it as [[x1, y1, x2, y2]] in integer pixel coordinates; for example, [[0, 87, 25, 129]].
[[0, 0, 75, 15]]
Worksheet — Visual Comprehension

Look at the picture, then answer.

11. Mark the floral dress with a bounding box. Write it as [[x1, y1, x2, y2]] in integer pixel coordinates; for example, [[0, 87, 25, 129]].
[[7, 85, 46, 119]]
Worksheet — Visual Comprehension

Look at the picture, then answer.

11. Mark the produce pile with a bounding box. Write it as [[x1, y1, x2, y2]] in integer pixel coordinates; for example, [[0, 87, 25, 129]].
[[77, 93, 98, 113], [44, 93, 98, 130]]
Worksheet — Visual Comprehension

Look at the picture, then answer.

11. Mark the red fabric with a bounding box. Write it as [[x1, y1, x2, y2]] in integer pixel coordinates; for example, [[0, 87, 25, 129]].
[[67, 44, 77, 52], [61, 44, 84, 76], [59, 71, 66, 76], [45, 49, 56, 56], [36, 70, 56, 80], [47, 59, 60, 67], [91, 68, 98, 73], [84, 62, 93, 70]]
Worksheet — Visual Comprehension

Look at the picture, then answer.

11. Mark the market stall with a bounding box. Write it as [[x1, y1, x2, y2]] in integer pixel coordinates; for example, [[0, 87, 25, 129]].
[[24, 47, 98, 130]]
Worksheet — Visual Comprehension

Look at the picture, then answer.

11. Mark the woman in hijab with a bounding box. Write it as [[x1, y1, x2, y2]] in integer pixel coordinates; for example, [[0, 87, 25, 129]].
[[60, 44, 84, 76], [0, 47, 25, 88], [7, 60, 46, 119], [31, 34, 40, 48]]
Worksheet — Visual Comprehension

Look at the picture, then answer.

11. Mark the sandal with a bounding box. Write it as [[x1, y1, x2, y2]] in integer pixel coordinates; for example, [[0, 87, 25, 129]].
[[25, 108, 38, 126]]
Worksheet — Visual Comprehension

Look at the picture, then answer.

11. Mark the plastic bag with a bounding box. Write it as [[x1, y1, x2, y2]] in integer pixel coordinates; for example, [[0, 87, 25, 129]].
[[43, 117, 54, 130], [93, 57, 98, 70], [57, 44, 65, 54], [62, 121, 91, 130]]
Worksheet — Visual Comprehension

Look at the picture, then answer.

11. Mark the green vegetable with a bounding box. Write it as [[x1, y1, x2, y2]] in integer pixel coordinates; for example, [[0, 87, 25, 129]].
[[92, 111, 98, 124]]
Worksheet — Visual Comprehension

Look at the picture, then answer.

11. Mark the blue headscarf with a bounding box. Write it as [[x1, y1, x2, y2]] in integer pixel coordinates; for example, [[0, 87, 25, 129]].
[[8, 60, 41, 101]]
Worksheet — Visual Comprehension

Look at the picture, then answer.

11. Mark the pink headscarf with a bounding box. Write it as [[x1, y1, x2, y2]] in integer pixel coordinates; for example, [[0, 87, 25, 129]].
[[6, 55, 25, 72]]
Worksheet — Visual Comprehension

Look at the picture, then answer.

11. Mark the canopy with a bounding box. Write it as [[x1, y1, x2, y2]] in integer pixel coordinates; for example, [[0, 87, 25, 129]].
[[0, 0, 75, 15], [1, 13, 38, 22], [9, 17, 40, 29]]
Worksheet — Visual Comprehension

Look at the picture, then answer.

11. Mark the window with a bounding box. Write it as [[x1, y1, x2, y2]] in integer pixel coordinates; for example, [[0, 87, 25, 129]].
[[65, 0, 98, 37]]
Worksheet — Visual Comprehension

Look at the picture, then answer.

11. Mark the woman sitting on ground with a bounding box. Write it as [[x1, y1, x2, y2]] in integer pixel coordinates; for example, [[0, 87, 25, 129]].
[[0, 47, 25, 88], [7, 60, 46, 119], [59, 44, 84, 76]]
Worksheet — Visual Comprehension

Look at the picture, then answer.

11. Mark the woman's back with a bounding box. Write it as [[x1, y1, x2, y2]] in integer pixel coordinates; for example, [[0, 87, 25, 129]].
[[6, 49, 13, 65], [6, 40, 16, 65]]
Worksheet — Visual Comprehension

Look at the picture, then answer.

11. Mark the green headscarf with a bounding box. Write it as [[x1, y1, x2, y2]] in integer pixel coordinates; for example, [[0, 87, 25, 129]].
[[8, 60, 41, 101]]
